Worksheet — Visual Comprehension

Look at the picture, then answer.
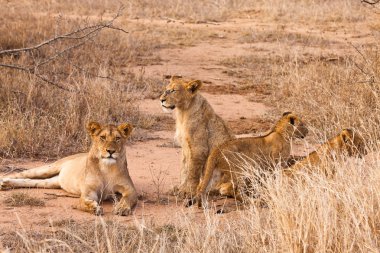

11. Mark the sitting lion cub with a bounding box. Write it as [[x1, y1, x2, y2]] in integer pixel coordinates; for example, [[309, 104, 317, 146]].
[[160, 76, 234, 198], [191, 112, 308, 207], [0, 122, 138, 216], [283, 128, 367, 178]]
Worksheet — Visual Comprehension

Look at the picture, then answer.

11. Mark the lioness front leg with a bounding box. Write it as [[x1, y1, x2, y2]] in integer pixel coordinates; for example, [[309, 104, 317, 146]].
[[77, 190, 103, 215], [113, 184, 138, 216]]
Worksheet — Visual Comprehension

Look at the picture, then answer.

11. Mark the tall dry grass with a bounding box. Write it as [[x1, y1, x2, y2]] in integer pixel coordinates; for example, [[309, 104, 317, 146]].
[[1, 0, 380, 252], [269, 45, 380, 146], [0, 8, 164, 158], [2, 154, 379, 252]]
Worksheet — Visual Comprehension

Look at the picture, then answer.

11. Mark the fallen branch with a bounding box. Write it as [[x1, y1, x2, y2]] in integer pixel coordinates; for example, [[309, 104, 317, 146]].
[[0, 6, 127, 92], [0, 7, 126, 56], [362, 0, 380, 5], [44, 193, 77, 198]]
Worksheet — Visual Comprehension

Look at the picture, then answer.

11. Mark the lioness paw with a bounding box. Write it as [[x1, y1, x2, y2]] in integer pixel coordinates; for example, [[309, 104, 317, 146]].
[[0, 179, 10, 190]]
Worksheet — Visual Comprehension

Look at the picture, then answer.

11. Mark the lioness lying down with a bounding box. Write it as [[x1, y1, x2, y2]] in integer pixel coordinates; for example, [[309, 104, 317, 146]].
[[190, 112, 308, 207], [283, 128, 367, 177], [0, 122, 138, 216]]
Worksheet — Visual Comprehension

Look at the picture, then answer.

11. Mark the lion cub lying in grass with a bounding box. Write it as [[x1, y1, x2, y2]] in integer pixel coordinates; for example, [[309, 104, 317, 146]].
[[0, 122, 137, 216], [190, 112, 308, 207], [283, 128, 367, 178]]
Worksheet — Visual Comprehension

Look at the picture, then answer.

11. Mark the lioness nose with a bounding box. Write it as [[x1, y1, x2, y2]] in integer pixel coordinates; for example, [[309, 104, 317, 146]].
[[107, 149, 115, 155]]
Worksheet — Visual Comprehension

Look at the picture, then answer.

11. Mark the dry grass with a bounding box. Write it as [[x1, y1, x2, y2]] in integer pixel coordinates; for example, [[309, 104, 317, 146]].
[[0, 6, 167, 158], [126, 0, 255, 22], [3, 192, 45, 207], [1, 0, 380, 252], [2, 153, 380, 252], [268, 46, 380, 145], [250, 0, 372, 23]]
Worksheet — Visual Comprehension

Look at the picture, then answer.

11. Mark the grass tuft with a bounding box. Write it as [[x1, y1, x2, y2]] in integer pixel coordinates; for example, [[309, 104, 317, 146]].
[[3, 192, 45, 207]]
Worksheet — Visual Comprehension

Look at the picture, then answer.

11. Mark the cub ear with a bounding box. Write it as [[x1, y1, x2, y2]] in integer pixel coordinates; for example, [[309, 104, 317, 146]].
[[86, 122, 101, 136], [283, 111, 292, 116], [289, 116, 295, 125], [341, 129, 353, 143], [118, 123, 133, 138], [186, 80, 202, 93], [170, 75, 182, 81]]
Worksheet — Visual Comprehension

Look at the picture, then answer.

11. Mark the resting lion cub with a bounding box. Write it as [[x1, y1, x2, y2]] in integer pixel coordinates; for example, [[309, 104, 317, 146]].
[[0, 122, 138, 216], [192, 112, 308, 206], [160, 76, 234, 198], [283, 128, 367, 177]]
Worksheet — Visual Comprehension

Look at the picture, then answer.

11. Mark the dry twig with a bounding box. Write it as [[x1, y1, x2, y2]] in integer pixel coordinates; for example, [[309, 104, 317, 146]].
[[0, 6, 127, 92]]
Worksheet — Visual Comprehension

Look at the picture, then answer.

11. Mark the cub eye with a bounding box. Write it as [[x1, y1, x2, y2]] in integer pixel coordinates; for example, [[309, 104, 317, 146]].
[[100, 136, 106, 141], [165, 89, 177, 95], [115, 137, 121, 142]]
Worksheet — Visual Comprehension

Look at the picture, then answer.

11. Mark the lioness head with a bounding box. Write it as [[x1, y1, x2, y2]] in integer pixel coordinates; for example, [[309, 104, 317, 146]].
[[340, 128, 367, 157], [86, 122, 133, 165], [160, 76, 203, 112], [280, 112, 308, 139]]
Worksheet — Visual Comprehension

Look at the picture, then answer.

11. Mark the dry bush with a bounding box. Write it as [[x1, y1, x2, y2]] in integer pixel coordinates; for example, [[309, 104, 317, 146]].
[[268, 45, 380, 146], [0, 8, 165, 158], [237, 152, 380, 252], [239, 30, 340, 48], [126, 0, 255, 22], [3, 192, 45, 207], [3, 152, 380, 252], [250, 0, 370, 23]]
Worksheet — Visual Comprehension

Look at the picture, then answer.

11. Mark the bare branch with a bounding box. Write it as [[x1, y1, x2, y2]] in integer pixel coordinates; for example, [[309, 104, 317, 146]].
[[72, 64, 122, 83], [0, 7, 126, 56], [35, 33, 97, 68], [362, 0, 380, 5], [0, 62, 74, 91], [0, 6, 127, 92], [0, 63, 31, 72]]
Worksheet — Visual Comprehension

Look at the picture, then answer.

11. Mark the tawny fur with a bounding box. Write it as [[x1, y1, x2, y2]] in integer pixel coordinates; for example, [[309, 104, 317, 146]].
[[193, 112, 308, 206], [160, 76, 234, 198], [283, 128, 367, 178], [0, 122, 137, 216]]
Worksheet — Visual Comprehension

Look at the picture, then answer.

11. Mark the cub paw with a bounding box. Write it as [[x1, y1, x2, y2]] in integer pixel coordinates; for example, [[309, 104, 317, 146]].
[[94, 206, 104, 216], [184, 198, 196, 208], [177, 184, 197, 199], [166, 185, 179, 196], [113, 204, 132, 216]]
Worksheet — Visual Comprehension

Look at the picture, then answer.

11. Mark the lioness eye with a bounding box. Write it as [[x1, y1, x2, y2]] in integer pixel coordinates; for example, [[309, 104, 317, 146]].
[[100, 136, 106, 141], [171, 90, 176, 93], [115, 137, 121, 142]]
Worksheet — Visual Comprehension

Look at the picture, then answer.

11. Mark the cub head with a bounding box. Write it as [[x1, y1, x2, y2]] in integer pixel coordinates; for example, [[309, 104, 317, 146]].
[[280, 112, 308, 139], [340, 128, 367, 157], [160, 76, 203, 112], [86, 122, 133, 165]]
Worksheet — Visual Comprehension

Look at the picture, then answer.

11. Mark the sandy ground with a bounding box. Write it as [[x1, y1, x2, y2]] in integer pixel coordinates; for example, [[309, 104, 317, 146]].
[[0, 14, 377, 233]]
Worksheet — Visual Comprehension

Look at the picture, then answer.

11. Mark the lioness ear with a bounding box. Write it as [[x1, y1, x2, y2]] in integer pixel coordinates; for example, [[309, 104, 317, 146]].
[[118, 123, 133, 138], [86, 122, 101, 136], [186, 80, 202, 93]]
